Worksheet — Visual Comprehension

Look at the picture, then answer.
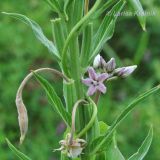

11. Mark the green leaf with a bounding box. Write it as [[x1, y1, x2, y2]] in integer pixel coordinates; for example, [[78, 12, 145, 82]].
[[61, 0, 102, 75], [128, 126, 153, 160], [96, 152, 106, 160], [80, 23, 93, 68], [134, 32, 149, 64], [99, 121, 109, 135], [33, 72, 71, 127], [105, 140, 125, 160], [2, 12, 60, 61], [6, 138, 31, 160], [63, 80, 77, 113], [93, 0, 118, 18], [90, 85, 160, 154], [89, 0, 126, 63], [128, 0, 146, 31], [95, 133, 125, 160], [51, 18, 66, 54]]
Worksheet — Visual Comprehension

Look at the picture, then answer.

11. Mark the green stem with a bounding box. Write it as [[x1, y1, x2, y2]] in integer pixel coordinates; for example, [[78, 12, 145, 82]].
[[61, 0, 102, 75], [70, 98, 98, 142], [70, 99, 87, 143], [94, 91, 101, 105], [85, 0, 89, 14]]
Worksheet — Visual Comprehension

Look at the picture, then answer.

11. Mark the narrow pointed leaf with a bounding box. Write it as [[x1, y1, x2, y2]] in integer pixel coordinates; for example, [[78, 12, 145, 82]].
[[90, 85, 160, 154], [2, 12, 60, 60], [128, 126, 153, 160], [6, 138, 31, 160], [105, 141, 125, 160], [80, 23, 93, 68], [51, 18, 66, 54], [106, 133, 125, 160], [128, 0, 146, 31], [93, 0, 118, 18], [33, 72, 71, 127], [89, 0, 126, 63]]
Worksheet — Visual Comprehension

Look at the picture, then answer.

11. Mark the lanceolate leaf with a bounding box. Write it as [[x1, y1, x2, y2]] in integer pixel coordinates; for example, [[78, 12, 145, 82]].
[[2, 12, 60, 60], [105, 141, 125, 160], [6, 138, 32, 160], [128, 126, 153, 160], [90, 85, 160, 154], [80, 23, 93, 68], [51, 18, 66, 54], [128, 0, 146, 31], [89, 0, 126, 63], [93, 0, 119, 18], [33, 72, 71, 127]]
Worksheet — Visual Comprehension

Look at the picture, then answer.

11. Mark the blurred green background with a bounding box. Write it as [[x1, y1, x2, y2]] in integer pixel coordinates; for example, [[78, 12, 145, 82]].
[[0, 0, 160, 160]]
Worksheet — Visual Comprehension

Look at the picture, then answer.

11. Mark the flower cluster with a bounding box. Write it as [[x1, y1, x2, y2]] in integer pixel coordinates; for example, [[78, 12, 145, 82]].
[[82, 55, 137, 96], [54, 133, 86, 158]]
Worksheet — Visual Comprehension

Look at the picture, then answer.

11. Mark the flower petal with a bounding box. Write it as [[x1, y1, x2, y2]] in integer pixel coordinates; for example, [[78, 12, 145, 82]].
[[88, 67, 97, 80], [69, 147, 83, 158], [97, 83, 107, 94], [97, 73, 108, 82], [82, 78, 93, 86], [87, 85, 97, 96]]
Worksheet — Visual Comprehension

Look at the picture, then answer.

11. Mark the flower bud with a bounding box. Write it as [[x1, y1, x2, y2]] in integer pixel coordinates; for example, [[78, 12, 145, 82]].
[[100, 56, 106, 68], [105, 58, 116, 72], [115, 65, 137, 78], [93, 54, 101, 68]]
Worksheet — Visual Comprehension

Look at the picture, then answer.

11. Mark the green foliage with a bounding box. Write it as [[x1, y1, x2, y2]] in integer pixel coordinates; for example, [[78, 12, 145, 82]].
[[0, 0, 160, 160], [2, 12, 60, 60], [6, 138, 31, 160], [90, 0, 126, 62], [33, 72, 71, 127], [128, 0, 146, 30], [90, 85, 160, 155], [128, 126, 153, 160]]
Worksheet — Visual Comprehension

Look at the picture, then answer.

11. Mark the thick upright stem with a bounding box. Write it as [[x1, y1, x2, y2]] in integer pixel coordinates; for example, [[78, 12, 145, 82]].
[[85, 0, 89, 14]]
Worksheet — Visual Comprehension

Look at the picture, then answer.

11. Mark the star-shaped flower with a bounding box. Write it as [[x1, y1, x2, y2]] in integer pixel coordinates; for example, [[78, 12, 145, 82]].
[[82, 67, 108, 96]]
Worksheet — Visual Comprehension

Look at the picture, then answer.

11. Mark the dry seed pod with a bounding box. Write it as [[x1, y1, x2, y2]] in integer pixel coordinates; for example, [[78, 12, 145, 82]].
[[16, 68, 69, 144]]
